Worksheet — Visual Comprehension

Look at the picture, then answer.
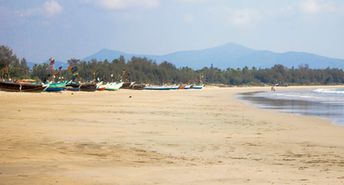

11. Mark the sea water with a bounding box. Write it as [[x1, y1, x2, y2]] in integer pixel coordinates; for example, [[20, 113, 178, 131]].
[[240, 88, 344, 125]]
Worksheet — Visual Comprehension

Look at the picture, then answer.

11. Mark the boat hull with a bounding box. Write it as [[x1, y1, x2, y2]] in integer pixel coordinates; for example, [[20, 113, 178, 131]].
[[80, 83, 97, 92], [131, 84, 145, 90], [96, 82, 106, 91], [184, 85, 191, 89], [0, 81, 45, 92], [44, 82, 67, 92], [66, 87, 80, 91], [144, 86, 179, 90], [105, 82, 123, 91], [120, 82, 134, 89], [45, 87, 65, 92], [66, 82, 81, 91], [97, 87, 106, 91], [191, 85, 204, 89]]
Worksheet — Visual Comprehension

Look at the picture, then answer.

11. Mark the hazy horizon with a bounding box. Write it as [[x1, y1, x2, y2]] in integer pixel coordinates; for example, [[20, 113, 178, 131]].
[[1, 0, 344, 62]]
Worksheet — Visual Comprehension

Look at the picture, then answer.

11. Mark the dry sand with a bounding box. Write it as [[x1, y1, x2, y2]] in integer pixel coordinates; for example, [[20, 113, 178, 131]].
[[0, 87, 344, 185]]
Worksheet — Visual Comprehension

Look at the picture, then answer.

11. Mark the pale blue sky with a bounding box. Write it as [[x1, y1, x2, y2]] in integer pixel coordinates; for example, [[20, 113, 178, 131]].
[[0, 0, 343, 62]]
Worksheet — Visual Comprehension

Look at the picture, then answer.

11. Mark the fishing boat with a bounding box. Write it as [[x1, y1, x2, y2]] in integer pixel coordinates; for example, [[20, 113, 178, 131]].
[[96, 82, 106, 91], [66, 81, 96, 92], [178, 85, 186, 89], [144, 86, 170, 90], [66, 82, 81, 91], [178, 85, 192, 89], [191, 84, 204, 89], [121, 82, 135, 89], [169, 85, 180, 90], [44, 82, 67, 92], [144, 85, 179, 90], [0, 81, 46, 92], [184, 85, 192, 89], [120, 82, 145, 90], [80, 83, 97, 92], [105, 82, 123, 91], [131, 84, 145, 90]]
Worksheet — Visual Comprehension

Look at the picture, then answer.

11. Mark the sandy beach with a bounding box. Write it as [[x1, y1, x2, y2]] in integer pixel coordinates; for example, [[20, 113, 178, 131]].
[[0, 87, 344, 185]]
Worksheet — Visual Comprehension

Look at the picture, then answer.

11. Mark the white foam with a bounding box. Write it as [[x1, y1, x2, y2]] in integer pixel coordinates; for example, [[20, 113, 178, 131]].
[[313, 88, 344, 94], [244, 90, 344, 125], [256, 89, 344, 104]]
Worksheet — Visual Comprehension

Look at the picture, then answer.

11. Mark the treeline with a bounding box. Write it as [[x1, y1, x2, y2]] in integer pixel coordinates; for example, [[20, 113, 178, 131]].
[[1, 45, 344, 85], [0, 46, 30, 79]]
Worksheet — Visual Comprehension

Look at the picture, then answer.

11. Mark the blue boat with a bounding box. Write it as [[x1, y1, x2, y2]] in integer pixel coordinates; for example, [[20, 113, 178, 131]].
[[44, 82, 67, 92]]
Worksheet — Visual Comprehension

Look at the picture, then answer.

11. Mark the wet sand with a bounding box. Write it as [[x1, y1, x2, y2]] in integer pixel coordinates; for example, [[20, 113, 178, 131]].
[[0, 87, 344, 185], [239, 90, 344, 124]]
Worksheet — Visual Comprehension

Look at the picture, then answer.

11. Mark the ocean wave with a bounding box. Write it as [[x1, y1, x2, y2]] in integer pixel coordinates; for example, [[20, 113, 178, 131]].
[[313, 88, 344, 94], [256, 92, 321, 100], [255, 90, 344, 104], [242, 90, 344, 125]]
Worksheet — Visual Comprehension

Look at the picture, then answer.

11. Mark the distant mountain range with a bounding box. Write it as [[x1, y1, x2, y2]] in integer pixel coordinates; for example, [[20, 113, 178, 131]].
[[84, 43, 344, 69], [29, 43, 344, 69]]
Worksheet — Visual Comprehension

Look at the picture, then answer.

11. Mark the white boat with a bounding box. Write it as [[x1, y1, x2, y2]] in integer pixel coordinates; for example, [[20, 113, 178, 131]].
[[191, 84, 204, 89], [144, 85, 179, 90], [105, 82, 123, 91], [184, 85, 192, 89]]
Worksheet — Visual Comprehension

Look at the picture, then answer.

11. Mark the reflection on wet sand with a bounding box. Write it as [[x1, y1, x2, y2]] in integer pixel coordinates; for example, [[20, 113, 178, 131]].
[[240, 91, 344, 124]]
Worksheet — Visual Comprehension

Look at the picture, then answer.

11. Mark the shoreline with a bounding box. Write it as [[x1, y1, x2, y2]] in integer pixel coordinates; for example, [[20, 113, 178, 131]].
[[1, 87, 344, 185], [236, 86, 344, 126], [227, 86, 342, 126]]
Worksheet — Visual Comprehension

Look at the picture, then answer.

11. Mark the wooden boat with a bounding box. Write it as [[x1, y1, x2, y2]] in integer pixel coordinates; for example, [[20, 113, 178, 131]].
[[0, 81, 46, 92], [65, 82, 96, 92], [121, 82, 135, 89], [17, 79, 37, 84], [66, 82, 81, 91], [105, 82, 123, 91], [131, 84, 145, 90], [120, 82, 145, 90], [44, 82, 67, 92], [80, 83, 97, 92]]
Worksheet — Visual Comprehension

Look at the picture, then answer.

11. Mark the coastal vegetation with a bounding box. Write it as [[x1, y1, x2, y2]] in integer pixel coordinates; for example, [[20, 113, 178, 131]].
[[1, 45, 344, 85]]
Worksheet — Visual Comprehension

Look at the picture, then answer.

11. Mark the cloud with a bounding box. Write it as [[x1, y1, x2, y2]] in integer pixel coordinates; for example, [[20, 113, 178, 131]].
[[207, 0, 343, 28], [206, 1, 342, 28], [176, 0, 208, 3], [16, 0, 63, 18], [43, 0, 63, 16], [300, 0, 321, 14], [96, 0, 160, 10], [210, 7, 262, 27], [299, 0, 338, 14]]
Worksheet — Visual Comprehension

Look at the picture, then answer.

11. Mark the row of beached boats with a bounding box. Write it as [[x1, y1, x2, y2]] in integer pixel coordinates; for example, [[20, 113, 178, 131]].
[[0, 81, 99, 92], [143, 84, 204, 90], [0, 80, 204, 93]]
